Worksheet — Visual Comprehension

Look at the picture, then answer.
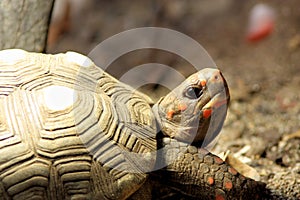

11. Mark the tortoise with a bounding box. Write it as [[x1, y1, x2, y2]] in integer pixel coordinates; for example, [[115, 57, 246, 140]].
[[0, 49, 266, 200]]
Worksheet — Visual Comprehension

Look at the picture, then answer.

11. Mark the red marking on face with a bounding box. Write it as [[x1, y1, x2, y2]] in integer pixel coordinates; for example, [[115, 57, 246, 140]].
[[228, 167, 238, 175], [203, 109, 212, 118], [200, 80, 206, 87], [167, 110, 175, 120], [214, 99, 227, 109], [178, 103, 187, 112], [224, 180, 233, 190], [207, 176, 214, 185]]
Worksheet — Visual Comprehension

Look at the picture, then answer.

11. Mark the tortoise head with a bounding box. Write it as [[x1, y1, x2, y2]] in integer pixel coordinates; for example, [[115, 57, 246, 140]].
[[152, 68, 230, 147]]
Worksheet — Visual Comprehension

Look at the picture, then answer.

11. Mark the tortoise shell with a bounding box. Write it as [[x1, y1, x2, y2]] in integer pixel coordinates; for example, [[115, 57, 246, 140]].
[[0, 49, 157, 199]]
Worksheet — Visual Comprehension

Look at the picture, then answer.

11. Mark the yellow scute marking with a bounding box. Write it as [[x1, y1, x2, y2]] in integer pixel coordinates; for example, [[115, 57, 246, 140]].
[[42, 85, 76, 111]]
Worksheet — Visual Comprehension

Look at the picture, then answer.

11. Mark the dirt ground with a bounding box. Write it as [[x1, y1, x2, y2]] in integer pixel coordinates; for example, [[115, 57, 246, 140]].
[[47, 0, 300, 199]]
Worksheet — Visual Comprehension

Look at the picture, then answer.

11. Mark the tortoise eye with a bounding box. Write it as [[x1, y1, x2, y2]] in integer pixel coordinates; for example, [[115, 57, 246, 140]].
[[185, 86, 203, 99]]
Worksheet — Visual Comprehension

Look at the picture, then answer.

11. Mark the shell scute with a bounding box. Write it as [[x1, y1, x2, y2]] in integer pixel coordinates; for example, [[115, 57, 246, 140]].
[[0, 50, 157, 199]]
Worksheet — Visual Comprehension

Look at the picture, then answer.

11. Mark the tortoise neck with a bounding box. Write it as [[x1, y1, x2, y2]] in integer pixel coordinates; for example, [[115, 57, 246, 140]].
[[151, 102, 163, 133], [152, 98, 177, 140]]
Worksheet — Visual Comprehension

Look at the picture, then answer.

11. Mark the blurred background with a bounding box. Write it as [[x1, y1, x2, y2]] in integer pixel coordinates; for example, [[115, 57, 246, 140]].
[[47, 0, 300, 197], [47, 0, 300, 97]]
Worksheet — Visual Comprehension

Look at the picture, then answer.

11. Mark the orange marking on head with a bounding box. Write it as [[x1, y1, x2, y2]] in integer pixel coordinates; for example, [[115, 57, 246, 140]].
[[207, 176, 214, 185], [214, 99, 227, 109], [167, 110, 175, 120], [178, 103, 187, 111], [200, 80, 206, 87], [224, 180, 233, 190], [203, 109, 212, 118]]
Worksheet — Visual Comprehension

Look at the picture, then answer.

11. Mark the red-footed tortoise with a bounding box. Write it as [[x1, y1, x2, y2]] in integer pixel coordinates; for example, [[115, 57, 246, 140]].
[[0, 49, 266, 200]]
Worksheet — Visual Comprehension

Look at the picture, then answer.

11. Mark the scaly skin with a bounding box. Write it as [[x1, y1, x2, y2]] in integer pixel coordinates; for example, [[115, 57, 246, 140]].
[[150, 137, 269, 200], [130, 137, 270, 200]]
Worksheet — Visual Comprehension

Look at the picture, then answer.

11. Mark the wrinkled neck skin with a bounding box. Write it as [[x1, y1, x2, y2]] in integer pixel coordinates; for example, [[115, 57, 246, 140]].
[[152, 68, 230, 148]]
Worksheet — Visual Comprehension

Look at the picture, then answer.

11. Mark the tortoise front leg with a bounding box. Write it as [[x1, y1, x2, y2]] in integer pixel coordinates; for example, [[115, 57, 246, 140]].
[[151, 138, 269, 200]]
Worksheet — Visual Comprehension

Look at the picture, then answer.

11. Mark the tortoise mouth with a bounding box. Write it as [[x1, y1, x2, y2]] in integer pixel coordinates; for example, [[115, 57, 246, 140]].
[[202, 91, 229, 111], [194, 86, 229, 117], [198, 72, 230, 114]]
